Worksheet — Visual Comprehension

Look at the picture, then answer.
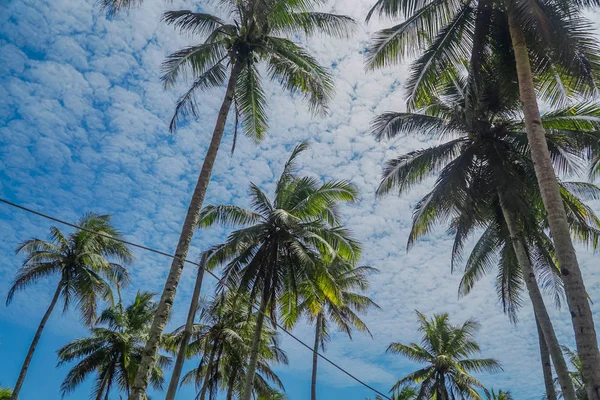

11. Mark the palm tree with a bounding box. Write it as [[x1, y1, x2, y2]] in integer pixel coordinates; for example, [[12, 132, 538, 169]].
[[372, 60, 600, 399], [6, 213, 133, 400], [365, 1, 600, 394], [374, 59, 600, 395], [487, 390, 513, 400], [387, 312, 501, 399], [175, 291, 287, 400], [199, 141, 361, 400], [57, 291, 171, 399], [132, 3, 355, 397], [282, 260, 379, 400]]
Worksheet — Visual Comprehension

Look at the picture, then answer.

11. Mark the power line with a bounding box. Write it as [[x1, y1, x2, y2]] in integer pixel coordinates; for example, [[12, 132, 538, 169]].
[[0, 197, 392, 400]]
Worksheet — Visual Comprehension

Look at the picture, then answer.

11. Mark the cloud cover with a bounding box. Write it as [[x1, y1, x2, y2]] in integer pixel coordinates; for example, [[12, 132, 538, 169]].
[[2, 0, 600, 398]]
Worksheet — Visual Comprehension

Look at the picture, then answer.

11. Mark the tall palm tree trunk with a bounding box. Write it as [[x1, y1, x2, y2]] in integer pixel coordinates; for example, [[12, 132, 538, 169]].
[[11, 284, 61, 400], [537, 319, 558, 400], [506, 6, 600, 398], [129, 62, 243, 400], [498, 191, 576, 400], [166, 257, 207, 400], [311, 313, 322, 400], [199, 346, 217, 400], [240, 290, 269, 400]]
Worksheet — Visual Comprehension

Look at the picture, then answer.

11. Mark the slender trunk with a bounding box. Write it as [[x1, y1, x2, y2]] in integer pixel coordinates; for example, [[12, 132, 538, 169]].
[[506, 7, 600, 399], [225, 371, 236, 400], [240, 291, 269, 400], [199, 345, 217, 400], [129, 62, 243, 400], [165, 257, 207, 400], [11, 284, 61, 400], [498, 190, 576, 400], [537, 319, 558, 400], [311, 313, 322, 400]]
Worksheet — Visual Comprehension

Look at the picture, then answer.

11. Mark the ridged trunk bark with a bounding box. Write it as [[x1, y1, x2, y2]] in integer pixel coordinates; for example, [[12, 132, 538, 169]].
[[165, 257, 207, 400], [129, 62, 243, 400], [11, 284, 61, 400], [506, 6, 600, 399], [311, 313, 323, 400], [498, 190, 576, 400], [537, 319, 558, 400]]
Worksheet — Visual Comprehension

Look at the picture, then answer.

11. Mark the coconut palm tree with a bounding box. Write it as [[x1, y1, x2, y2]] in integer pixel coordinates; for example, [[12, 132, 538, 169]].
[[57, 291, 171, 399], [198, 141, 361, 400], [365, 1, 600, 394], [388, 312, 501, 399], [174, 291, 287, 400], [282, 260, 379, 400], [6, 213, 132, 400], [552, 347, 588, 400], [131, 4, 355, 397], [372, 59, 600, 399]]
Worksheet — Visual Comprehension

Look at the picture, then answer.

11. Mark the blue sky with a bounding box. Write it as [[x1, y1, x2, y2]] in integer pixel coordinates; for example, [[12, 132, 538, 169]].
[[2, 0, 600, 399]]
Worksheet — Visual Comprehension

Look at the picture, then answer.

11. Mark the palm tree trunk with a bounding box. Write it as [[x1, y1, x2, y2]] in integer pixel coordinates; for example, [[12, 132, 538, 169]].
[[537, 319, 558, 400], [225, 371, 236, 400], [199, 345, 217, 400], [498, 190, 576, 400], [506, 6, 600, 399], [166, 256, 207, 400], [240, 291, 269, 400], [311, 313, 322, 400], [11, 284, 61, 400], [129, 62, 243, 400]]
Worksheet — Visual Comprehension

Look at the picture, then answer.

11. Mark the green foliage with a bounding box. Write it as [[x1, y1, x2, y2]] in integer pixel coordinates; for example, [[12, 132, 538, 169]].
[[0, 388, 14, 400], [7, 213, 133, 325], [388, 312, 500, 399], [200, 141, 361, 326], [373, 60, 600, 322], [486, 389, 513, 400], [365, 0, 600, 109], [159, 0, 354, 137], [57, 292, 171, 399]]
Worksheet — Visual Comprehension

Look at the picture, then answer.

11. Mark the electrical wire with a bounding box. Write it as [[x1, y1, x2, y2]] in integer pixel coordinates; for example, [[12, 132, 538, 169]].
[[0, 197, 392, 400]]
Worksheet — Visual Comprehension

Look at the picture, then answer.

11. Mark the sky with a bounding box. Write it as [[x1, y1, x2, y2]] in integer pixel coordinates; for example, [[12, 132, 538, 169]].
[[2, 0, 600, 399]]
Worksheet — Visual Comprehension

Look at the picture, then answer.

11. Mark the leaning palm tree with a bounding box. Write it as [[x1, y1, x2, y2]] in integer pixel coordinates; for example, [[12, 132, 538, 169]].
[[133, 4, 355, 398], [6, 213, 132, 400], [372, 57, 600, 400], [388, 312, 501, 399], [282, 260, 379, 400], [365, 1, 600, 393], [199, 141, 361, 400], [57, 291, 171, 399], [176, 291, 287, 400], [554, 347, 588, 400]]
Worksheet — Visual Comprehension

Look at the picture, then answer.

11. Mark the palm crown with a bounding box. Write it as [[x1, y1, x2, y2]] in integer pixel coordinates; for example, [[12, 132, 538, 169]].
[[57, 291, 172, 399], [388, 312, 501, 400], [7, 213, 133, 325], [162, 0, 354, 137], [365, 0, 600, 108]]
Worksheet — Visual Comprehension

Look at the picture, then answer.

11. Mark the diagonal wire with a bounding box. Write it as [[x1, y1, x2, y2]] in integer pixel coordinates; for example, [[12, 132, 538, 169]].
[[0, 197, 392, 400]]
